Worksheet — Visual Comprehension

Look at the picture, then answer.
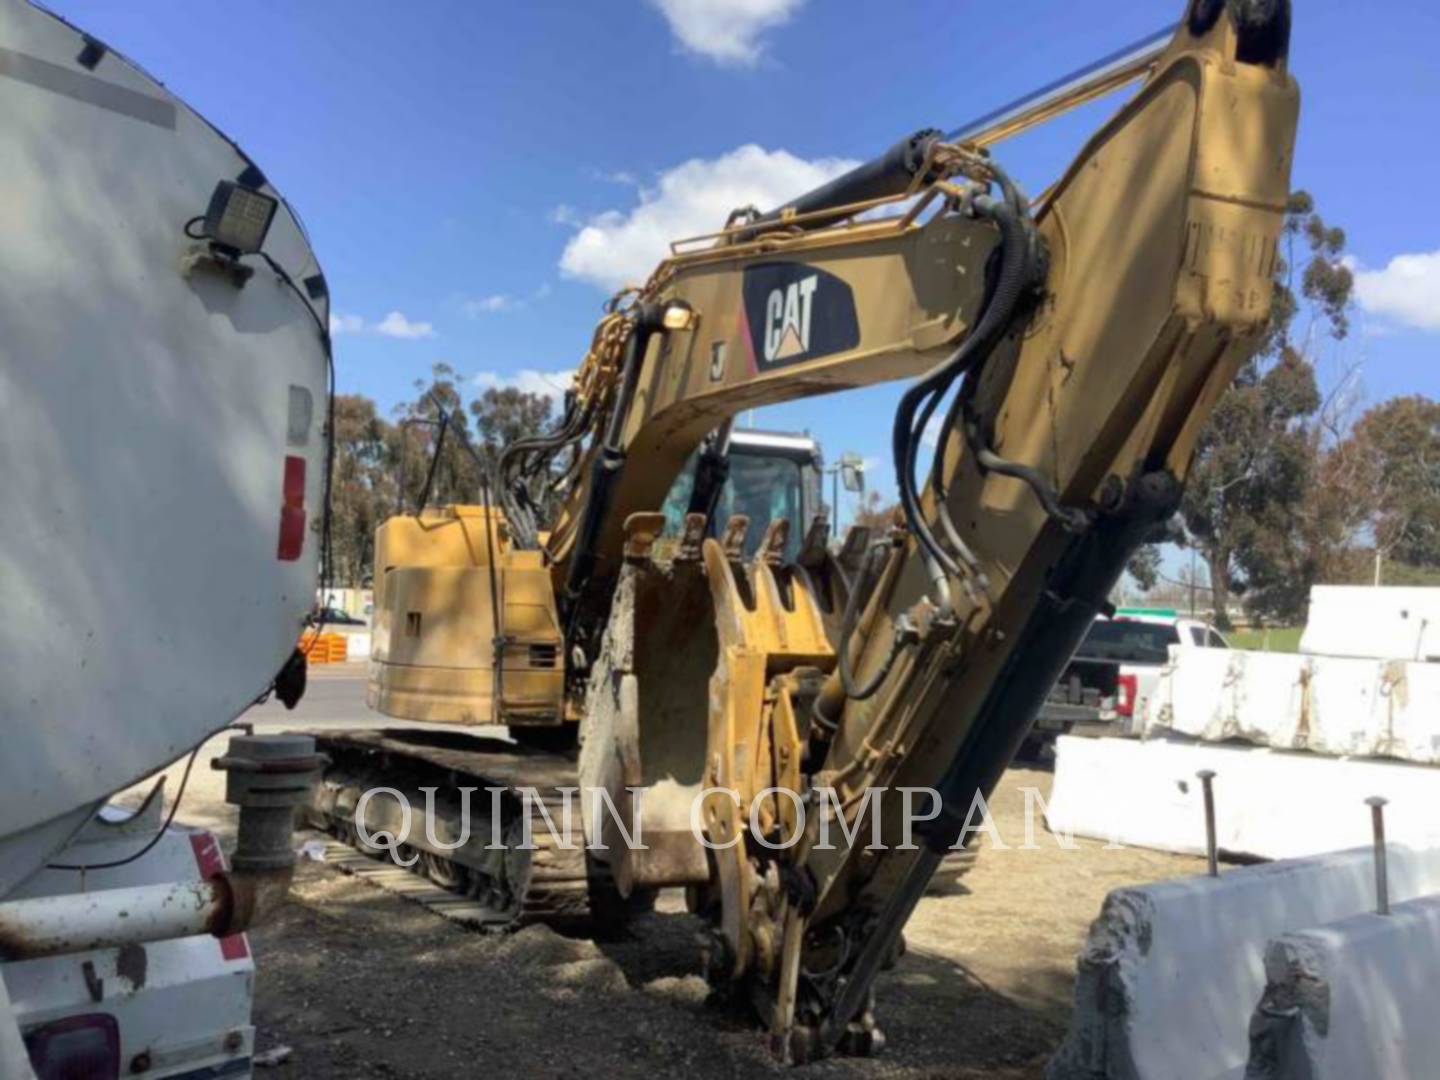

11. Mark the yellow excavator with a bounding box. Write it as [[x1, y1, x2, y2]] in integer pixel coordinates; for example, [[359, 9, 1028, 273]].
[[310, 0, 1298, 1059]]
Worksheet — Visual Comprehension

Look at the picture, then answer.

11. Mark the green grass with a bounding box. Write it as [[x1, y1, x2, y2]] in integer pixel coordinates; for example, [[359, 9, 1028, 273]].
[[1228, 626, 1304, 653]]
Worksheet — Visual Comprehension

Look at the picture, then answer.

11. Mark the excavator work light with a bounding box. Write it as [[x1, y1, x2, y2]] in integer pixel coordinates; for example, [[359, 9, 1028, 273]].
[[203, 179, 277, 255], [661, 301, 698, 331]]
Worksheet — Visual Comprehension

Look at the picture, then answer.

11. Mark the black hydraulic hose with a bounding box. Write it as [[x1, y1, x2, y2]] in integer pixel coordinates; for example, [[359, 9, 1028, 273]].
[[498, 394, 598, 550], [922, 168, 1091, 534], [893, 362, 967, 585], [961, 404, 1090, 531], [836, 542, 909, 701], [895, 384, 966, 608], [563, 316, 656, 608], [904, 373, 984, 583], [600, 323, 649, 450], [686, 419, 735, 520], [925, 188, 1053, 548], [891, 176, 1035, 595]]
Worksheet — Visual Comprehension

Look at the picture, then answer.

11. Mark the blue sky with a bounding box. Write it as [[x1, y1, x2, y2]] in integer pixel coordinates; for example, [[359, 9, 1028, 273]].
[[54, 0, 1440, 524]]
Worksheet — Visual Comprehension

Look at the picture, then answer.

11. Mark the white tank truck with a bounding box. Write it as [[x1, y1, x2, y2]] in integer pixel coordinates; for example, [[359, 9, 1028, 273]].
[[0, 1, 329, 1075]]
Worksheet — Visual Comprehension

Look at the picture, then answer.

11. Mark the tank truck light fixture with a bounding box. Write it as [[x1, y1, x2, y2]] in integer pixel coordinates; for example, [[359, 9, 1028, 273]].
[[180, 180, 280, 288], [202, 180, 278, 256]]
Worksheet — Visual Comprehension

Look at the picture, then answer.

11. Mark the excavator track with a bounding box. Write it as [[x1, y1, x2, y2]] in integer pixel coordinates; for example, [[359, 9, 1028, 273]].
[[304, 727, 636, 931]]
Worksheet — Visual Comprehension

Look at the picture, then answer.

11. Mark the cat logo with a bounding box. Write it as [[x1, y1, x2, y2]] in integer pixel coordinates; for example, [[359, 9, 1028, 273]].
[[742, 263, 859, 372], [763, 275, 818, 363]]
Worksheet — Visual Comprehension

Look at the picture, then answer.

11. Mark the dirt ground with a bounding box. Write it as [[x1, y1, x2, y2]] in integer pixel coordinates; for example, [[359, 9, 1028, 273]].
[[153, 728, 1205, 1080]]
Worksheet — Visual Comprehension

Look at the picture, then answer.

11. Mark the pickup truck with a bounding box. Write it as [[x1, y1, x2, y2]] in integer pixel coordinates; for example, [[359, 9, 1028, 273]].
[[1025, 613, 1229, 757]]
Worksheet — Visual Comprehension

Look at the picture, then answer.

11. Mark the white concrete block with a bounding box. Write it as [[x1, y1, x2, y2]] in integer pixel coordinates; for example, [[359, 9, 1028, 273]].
[[1147, 650, 1440, 766], [1046, 843, 1440, 1080], [1304, 656, 1381, 758], [1152, 650, 1308, 747], [1301, 585, 1440, 661], [1245, 895, 1440, 1080], [1045, 736, 1440, 861]]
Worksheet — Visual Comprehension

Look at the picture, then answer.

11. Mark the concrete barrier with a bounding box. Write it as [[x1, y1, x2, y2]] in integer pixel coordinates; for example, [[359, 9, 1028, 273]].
[[1046, 845, 1440, 1080], [1046, 735, 1440, 861], [1147, 649, 1440, 766], [1246, 895, 1440, 1080], [1300, 584, 1440, 660]]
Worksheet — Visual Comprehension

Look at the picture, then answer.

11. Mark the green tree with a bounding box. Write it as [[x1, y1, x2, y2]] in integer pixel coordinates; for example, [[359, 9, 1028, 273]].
[[392, 363, 560, 512], [328, 393, 395, 587], [1125, 545, 1162, 592], [391, 362, 486, 510], [471, 385, 556, 464], [1336, 396, 1440, 578], [1178, 191, 1353, 628], [471, 383, 563, 518], [327, 368, 563, 586]]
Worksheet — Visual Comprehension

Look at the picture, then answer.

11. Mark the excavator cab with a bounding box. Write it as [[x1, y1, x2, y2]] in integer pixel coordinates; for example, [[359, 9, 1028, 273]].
[[659, 428, 825, 561]]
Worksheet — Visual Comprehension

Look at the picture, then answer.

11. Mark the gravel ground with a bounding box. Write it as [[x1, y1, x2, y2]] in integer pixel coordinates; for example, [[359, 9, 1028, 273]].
[[139, 724, 1206, 1079]]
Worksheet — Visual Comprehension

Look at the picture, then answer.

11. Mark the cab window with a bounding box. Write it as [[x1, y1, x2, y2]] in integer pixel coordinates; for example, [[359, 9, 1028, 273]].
[[713, 454, 806, 560], [659, 449, 807, 560]]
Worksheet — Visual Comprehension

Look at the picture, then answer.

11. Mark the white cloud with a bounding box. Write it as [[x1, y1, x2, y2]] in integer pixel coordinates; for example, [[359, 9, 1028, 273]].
[[329, 310, 435, 339], [473, 368, 574, 411], [585, 167, 638, 186], [550, 203, 584, 227], [649, 0, 807, 65], [464, 294, 514, 316], [329, 312, 366, 335], [557, 144, 857, 291], [374, 311, 436, 339], [1353, 249, 1440, 332], [461, 284, 552, 317]]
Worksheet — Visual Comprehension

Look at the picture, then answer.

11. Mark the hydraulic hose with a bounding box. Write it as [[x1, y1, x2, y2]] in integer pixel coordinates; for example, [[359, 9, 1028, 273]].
[[836, 543, 906, 701], [812, 540, 909, 731], [960, 406, 1090, 531], [497, 392, 598, 550], [891, 164, 1037, 598]]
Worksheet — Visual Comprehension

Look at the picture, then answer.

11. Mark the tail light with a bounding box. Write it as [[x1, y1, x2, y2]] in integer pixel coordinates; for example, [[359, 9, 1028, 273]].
[[1116, 673, 1138, 718], [277, 454, 307, 560], [24, 1014, 120, 1080]]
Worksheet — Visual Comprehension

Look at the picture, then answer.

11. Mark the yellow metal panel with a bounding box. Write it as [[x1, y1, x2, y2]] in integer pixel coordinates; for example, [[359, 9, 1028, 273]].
[[368, 506, 564, 725]]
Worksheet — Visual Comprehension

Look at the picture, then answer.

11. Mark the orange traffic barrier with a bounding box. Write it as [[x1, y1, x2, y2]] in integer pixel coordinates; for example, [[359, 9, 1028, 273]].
[[299, 630, 348, 665]]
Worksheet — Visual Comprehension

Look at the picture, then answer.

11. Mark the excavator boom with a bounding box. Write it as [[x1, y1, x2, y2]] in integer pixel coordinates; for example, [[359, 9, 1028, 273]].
[[339, 0, 1299, 1059]]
